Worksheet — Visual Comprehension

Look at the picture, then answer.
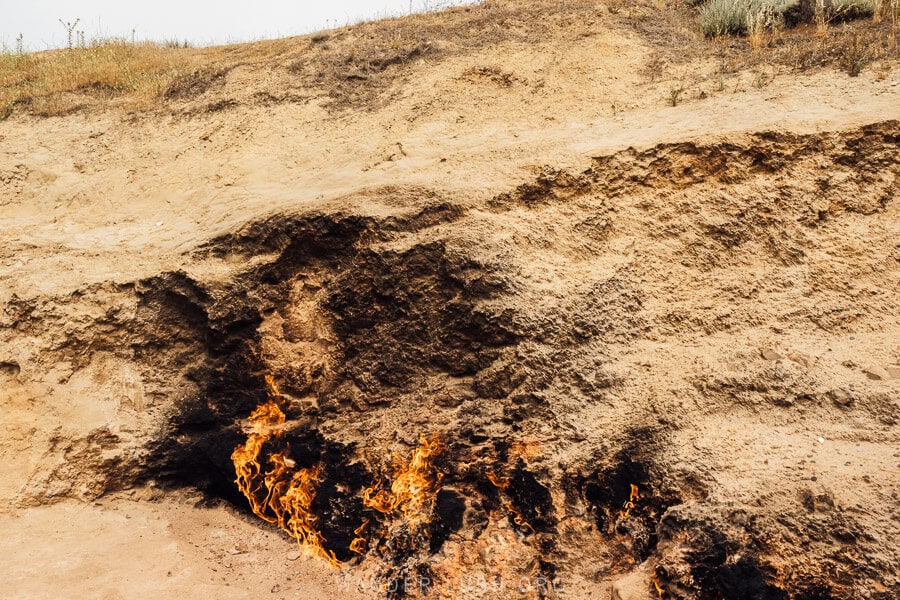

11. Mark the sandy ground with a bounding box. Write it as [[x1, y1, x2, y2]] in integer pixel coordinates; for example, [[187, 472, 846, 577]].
[[1, 6, 899, 600], [0, 493, 367, 600], [2, 39, 898, 300]]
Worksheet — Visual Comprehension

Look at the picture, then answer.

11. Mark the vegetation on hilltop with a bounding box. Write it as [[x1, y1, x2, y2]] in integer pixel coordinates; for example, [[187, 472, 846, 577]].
[[0, 0, 896, 119]]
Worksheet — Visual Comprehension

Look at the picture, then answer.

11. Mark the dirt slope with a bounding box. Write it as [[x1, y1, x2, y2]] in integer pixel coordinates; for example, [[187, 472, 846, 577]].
[[1, 3, 899, 599]]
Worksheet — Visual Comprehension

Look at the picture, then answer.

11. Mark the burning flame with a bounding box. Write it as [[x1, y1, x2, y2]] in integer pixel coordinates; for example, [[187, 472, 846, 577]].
[[652, 576, 665, 599], [485, 469, 509, 489], [506, 502, 535, 534], [486, 469, 535, 534], [616, 483, 640, 521], [231, 375, 340, 566], [363, 433, 444, 531], [234, 377, 451, 566], [349, 519, 369, 555]]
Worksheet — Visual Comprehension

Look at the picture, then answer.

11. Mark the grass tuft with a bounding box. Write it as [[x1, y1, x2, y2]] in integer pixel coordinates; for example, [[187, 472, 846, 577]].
[[0, 40, 199, 116], [699, 0, 796, 37], [832, 0, 880, 13]]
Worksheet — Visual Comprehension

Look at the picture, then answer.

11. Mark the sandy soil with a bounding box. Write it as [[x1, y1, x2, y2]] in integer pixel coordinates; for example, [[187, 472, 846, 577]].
[[0, 492, 369, 600], [1, 5, 899, 600]]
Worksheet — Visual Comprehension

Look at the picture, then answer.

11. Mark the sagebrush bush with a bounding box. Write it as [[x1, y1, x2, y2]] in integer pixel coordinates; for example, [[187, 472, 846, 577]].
[[700, 0, 886, 37], [831, 0, 880, 14], [699, 0, 797, 36]]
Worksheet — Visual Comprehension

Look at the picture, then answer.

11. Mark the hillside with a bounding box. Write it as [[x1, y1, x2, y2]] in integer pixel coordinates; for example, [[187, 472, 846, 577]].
[[1, 2, 898, 599]]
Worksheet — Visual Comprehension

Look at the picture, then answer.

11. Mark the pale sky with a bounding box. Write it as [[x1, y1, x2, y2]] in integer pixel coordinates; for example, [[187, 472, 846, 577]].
[[1, 0, 475, 51]]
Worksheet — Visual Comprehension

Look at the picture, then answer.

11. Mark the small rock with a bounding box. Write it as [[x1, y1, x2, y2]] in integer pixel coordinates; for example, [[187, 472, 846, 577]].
[[228, 544, 248, 555], [885, 365, 900, 379], [155, 221, 164, 227], [271, 584, 281, 593], [286, 550, 302, 561], [817, 437, 825, 444], [434, 390, 467, 408], [863, 367, 887, 381], [829, 388, 854, 407], [787, 352, 812, 368], [761, 348, 782, 361]]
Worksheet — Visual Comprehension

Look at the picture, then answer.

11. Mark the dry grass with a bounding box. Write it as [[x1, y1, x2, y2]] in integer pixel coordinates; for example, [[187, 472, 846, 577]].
[[833, 0, 881, 15], [786, 19, 897, 74], [0, 0, 608, 117], [0, 0, 897, 119], [698, 0, 795, 37], [633, 0, 897, 77], [0, 42, 217, 117], [718, 14, 898, 76], [284, 0, 604, 109], [0, 41, 208, 117]]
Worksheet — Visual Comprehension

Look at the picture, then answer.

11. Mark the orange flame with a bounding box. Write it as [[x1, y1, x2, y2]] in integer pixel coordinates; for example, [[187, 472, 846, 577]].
[[486, 468, 535, 534], [231, 375, 339, 566], [505, 500, 535, 534], [485, 469, 509, 490], [349, 519, 370, 555], [617, 483, 640, 521], [363, 433, 443, 530]]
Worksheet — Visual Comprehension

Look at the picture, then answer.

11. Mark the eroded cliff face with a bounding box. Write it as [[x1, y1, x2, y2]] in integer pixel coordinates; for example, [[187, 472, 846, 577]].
[[3, 122, 897, 599]]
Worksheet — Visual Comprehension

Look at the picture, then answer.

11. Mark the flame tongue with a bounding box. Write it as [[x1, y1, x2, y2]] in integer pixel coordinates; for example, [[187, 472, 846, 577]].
[[486, 468, 535, 534], [363, 433, 443, 531], [231, 376, 339, 566], [349, 519, 370, 555], [652, 576, 666, 598], [233, 376, 447, 566], [232, 397, 286, 524], [617, 483, 640, 522], [280, 464, 330, 556]]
